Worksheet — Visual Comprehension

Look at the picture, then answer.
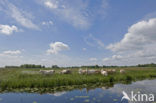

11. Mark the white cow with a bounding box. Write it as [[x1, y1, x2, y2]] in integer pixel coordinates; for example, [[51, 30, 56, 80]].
[[107, 69, 116, 74], [120, 69, 125, 74], [101, 69, 108, 76], [112, 69, 116, 72], [39, 70, 55, 75], [87, 69, 96, 74], [61, 69, 71, 74], [78, 69, 87, 74]]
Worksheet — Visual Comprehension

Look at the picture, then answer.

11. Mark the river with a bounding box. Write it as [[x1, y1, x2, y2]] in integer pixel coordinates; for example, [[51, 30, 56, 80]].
[[0, 79, 156, 103]]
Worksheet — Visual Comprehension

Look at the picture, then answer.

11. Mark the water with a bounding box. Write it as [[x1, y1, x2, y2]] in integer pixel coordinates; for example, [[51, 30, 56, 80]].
[[0, 79, 156, 103]]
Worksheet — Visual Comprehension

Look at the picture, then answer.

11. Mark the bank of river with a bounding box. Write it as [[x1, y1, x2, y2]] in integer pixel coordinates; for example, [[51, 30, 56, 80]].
[[0, 79, 156, 103]]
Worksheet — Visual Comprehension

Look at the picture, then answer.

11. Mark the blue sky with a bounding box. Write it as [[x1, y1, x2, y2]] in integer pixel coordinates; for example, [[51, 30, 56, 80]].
[[0, 0, 156, 67]]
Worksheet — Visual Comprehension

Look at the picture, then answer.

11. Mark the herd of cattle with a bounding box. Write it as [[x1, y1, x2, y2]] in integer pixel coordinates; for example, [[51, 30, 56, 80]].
[[39, 69, 125, 76]]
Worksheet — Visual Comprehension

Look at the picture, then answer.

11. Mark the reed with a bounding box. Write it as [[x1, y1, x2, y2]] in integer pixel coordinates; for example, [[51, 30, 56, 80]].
[[0, 67, 156, 89]]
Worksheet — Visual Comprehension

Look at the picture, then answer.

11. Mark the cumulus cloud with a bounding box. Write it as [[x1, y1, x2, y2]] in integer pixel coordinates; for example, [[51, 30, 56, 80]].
[[105, 18, 156, 65], [47, 42, 69, 54], [0, 0, 38, 29], [0, 24, 18, 35], [107, 18, 156, 52]]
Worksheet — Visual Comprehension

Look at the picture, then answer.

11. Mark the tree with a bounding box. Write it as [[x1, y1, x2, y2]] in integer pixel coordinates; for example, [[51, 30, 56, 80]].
[[52, 65, 59, 68], [20, 64, 45, 68]]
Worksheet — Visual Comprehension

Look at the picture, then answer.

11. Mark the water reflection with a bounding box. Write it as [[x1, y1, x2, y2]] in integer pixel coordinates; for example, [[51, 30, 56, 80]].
[[0, 79, 155, 103], [48, 91, 67, 96]]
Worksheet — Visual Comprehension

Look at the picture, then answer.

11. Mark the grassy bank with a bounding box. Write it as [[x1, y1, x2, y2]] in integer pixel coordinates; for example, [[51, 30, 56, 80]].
[[0, 67, 156, 91]]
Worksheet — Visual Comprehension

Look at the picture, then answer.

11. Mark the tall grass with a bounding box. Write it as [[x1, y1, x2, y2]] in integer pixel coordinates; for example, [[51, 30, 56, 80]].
[[0, 67, 156, 90]]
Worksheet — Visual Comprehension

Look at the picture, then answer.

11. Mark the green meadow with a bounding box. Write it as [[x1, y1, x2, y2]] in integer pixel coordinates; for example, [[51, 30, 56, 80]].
[[0, 67, 156, 92]]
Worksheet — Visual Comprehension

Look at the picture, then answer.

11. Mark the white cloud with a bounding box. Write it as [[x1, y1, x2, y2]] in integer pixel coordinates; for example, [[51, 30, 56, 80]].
[[97, 0, 109, 19], [9, 4, 38, 29], [112, 55, 122, 60], [44, 1, 58, 9], [102, 57, 110, 62], [47, 42, 69, 54], [0, 24, 18, 35], [0, 0, 38, 29], [0, 50, 22, 66], [89, 58, 97, 61], [107, 18, 156, 52], [0, 55, 23, 67], [42, 20, 54, 25], [39, 0, 108, 29], [105, 18, 156, 65], [102, 55, 122, 62], [43, 0, 89, 29], [82, 48, 87, 51], [84, 34, 105, 48], [2, 50, 21, 55]]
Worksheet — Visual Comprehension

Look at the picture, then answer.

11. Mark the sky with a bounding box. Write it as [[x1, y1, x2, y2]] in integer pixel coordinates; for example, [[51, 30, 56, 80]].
[[0, 0, 156, 67]]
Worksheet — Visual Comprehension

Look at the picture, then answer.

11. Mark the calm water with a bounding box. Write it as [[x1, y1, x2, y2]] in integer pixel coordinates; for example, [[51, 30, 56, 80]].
[[0, 79, 156, 103]]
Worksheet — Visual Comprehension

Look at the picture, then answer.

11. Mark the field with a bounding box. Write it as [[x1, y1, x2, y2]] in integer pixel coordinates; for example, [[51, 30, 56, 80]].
[[0, 67, 156, 92]]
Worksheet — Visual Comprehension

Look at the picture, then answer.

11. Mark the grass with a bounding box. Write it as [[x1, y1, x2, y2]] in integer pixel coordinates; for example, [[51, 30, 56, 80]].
[[0, 67, 156, 92]]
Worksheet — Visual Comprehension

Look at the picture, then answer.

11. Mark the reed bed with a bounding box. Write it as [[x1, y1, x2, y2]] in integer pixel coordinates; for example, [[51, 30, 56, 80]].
[[0, 67, 156, 89]]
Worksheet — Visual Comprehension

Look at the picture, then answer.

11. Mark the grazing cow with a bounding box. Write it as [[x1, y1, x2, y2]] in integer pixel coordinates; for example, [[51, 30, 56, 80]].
[[78, 69, 87, 74], [112, 69, 116, 72], [87, 69, 96, 74], [39, 70, 55, 75], [61, 69, 72, 74], [101, 69, 108, 76], [120, 69, 125, 74], [106, 69, 116, 74], [95, 70, 101, 74]]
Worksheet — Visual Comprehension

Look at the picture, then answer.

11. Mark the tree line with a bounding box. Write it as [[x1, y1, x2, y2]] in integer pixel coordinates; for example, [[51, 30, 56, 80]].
[[4, 63, 156, 69], [5, 64, 45, 68], [137, 63, 156, 67]]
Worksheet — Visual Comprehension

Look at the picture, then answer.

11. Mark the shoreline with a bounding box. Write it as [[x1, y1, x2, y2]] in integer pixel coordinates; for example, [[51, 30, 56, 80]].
[[0, 78, 155, 94], [0, 67, 156, 93]]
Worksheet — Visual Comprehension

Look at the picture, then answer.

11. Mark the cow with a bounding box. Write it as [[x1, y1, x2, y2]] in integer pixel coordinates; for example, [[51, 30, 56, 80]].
[[101, 69, 108, 76], [87, 69, 96, 74], [60, 69, 72, 74], [39, 70, 55, 75], [106, 69, 116, 74], [95, 70, 101, 74], [112, 69, 116, 72], [120, 69, 125, 74], [78, 69, 87, 74]]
